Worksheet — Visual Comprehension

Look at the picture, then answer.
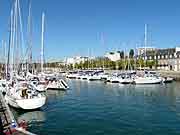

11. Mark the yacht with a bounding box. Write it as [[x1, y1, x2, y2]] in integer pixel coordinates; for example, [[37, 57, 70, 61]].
[[134, 73, 162, 84], [5, 81, 46, 110]]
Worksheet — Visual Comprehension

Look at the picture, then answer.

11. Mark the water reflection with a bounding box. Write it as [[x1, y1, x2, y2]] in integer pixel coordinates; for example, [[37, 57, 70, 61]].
[[46, 90, 66, 100], [12, 80, 180, 135], [11, 108, 46, 124], [17, 111, 46, 123]]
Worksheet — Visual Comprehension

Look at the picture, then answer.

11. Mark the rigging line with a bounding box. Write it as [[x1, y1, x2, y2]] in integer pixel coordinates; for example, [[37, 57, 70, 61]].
[[17, 0, 25, 65]]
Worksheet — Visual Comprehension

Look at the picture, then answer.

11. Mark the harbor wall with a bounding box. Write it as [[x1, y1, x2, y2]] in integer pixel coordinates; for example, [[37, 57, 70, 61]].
[[157, 70, 180, 81]]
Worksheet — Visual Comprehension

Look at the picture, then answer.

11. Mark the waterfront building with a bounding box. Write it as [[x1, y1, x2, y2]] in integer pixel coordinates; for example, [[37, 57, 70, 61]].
[[138, 47, 180, 71], [105, 51, 121, 61], [65, 56, 88, 66], [137, 46, 156, 56]]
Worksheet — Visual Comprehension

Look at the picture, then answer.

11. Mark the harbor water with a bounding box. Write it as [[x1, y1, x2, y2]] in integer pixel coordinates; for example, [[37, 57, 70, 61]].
[[12, 79, 180, 135]]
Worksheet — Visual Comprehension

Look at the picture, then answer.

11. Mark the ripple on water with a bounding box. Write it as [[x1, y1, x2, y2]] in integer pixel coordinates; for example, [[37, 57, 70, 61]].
[[12, 80, 180, 135]]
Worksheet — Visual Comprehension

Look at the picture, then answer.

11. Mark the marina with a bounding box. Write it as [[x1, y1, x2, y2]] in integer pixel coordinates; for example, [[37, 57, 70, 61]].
[[10, 79, 180, 135], [1, 0, 180, 134]]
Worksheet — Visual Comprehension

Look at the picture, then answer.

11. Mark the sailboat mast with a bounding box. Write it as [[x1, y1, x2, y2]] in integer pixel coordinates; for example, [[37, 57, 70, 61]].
[[41, 12, 45, 73], [7, 8, 13, 80], [100, 32, 105, 70], [27, 0, 32, 73], [144, 24, 147, 69]]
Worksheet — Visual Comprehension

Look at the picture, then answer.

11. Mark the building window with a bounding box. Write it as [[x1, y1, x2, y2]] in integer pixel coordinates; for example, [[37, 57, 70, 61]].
[[170, 54, 172, 58], [162, 55, 164, 59], [166, 55, 168, 59], [158, 56, 160, 59]]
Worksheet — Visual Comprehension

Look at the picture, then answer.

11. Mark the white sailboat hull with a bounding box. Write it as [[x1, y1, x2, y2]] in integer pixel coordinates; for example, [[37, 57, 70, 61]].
[[5, 95, 19, 108], [119, 78, 134, 84], [134, 77, 162, 84], [87, 75, 101, 81], [16, 97, 46, 110], [110, 77, 120, 83], [47, 79, 69, 90], [5, 94, 46, 110]]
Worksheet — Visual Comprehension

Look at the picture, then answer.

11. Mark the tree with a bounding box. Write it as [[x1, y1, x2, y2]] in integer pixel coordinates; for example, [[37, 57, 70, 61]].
[[146, 60, 156, 69], [120, 51, 124, 59], [137, 58, 144, 68], [129, 49, 134, 59]]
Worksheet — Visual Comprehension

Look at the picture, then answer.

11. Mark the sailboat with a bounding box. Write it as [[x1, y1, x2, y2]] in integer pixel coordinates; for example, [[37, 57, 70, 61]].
[[119, 49, 134, 84], [5, 81, 46, 109], [134, 24, 162, 84], [5, 0, 46, 110], [39, 12, 69, 90]]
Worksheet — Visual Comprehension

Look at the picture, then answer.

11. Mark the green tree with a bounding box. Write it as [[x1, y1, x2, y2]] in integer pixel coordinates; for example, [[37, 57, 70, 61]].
[[137, 58, 144, 68], [129, 49, 134, 59], [120, 51, 124, 59], [146, 60, 156, 69]]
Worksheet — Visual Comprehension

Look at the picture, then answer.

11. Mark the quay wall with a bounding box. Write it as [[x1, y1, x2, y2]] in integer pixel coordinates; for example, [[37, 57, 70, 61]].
[[157, 70, 180, 81]]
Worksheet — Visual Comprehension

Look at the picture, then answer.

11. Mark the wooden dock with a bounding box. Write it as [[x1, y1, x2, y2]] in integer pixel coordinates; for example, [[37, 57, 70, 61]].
[[0, 92, 36, 135]]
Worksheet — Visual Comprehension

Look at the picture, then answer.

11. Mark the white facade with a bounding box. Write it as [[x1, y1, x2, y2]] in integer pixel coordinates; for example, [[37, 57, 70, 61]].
[[105, 52, 121, 61], [137, 47, 156, 56], [65, 56, 88, 66], [175, 47, 180, 52]]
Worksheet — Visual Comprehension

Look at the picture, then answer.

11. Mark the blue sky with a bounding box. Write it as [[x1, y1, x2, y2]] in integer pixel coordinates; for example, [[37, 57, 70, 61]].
[[1, 0, 180, 60]]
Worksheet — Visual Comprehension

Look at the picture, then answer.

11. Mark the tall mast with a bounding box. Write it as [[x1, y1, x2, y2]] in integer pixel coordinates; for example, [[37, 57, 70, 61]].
[[144, 24, 147, 69], [144, 24, 147, 56], [4, 41, 7, 79], [12, 0, 23, 73], [27, 0, 32, 73], [41, 12, 45, 73], [7, 8, 13, 80], [101, 32, 105, 70]]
